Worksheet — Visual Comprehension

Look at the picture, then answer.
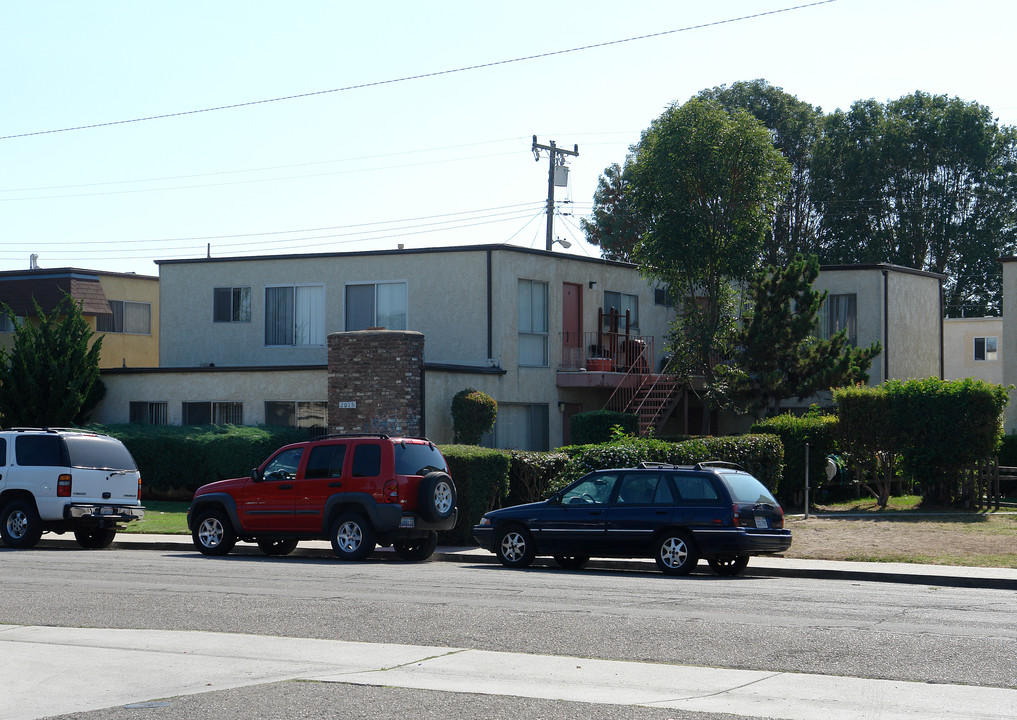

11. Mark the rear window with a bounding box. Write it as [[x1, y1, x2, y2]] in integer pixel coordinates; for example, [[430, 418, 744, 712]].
[[720, 472, 778, 504], [15, 435, 68, 467], [394, 442, 446, 476], [63, 435, 137, 471]]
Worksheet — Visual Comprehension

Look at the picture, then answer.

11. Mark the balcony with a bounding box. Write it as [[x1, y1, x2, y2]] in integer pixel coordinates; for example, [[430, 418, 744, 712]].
[[557, 331, 657, 388]]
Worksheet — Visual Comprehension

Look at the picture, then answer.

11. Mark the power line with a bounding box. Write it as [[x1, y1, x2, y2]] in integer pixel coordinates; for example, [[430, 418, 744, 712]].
[[0, 1, 838, 141]]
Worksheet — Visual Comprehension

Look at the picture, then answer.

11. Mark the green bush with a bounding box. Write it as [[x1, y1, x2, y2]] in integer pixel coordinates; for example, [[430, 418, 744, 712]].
[[506, 450, 571, 505], [95, 424, 313, 500], [569, 410, 638, 445], [997, 434, 1017, 467], [751, 413, 839, 506], [438, 444, 510, 545], [450, 388, 498, 445], [548, 434, 784, 496], [835, 378, 1010, 505]]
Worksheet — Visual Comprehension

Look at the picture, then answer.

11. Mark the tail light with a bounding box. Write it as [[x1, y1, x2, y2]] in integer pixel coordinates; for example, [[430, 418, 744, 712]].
[[58, 474, 72, 497], [383, 479, 400, 503], [731, 503, 740, 527], [773, 507, 784, 529], [138, 476, 142, 501]]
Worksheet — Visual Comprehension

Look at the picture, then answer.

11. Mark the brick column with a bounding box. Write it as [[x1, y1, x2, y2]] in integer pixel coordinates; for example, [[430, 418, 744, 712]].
[[328, 330, 424, 436]]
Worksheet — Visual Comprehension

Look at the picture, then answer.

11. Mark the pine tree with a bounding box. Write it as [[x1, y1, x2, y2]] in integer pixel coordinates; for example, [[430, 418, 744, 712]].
[[719, 255, 881, 417], [0, 295, 105, 427]]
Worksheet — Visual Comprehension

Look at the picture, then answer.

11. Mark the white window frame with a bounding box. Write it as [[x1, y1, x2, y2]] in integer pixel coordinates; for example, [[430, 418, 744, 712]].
[[129, 401, 168, 425], [974, 336, 998, 362], [264, 284, 326, 347], [344, 280, 408, 331], [181, 401, 243, 425], [518, 279, 549, 368], [265, 400, 327, 428], [97, 300, 151, 335], [213, 286, 252, 323], [604, 291, 639, 332]]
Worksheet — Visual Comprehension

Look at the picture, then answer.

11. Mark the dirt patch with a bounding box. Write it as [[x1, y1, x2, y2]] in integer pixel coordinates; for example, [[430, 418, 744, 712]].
[[783, 514, 1017, 567]]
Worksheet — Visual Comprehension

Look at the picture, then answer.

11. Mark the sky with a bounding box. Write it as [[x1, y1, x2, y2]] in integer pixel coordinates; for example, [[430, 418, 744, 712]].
[[4, 0, 1017, 276]]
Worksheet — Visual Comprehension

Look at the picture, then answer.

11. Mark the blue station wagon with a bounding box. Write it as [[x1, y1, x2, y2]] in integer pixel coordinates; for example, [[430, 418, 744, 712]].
[[473, 462, 792, 576]]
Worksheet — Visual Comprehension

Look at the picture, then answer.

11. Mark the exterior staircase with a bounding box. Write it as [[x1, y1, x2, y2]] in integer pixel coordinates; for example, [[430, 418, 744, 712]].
[[604, 362, 683, 436]]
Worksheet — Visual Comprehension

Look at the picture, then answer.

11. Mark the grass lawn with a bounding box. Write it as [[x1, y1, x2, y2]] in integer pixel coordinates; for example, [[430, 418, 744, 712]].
[[125, 501, 190, 534]]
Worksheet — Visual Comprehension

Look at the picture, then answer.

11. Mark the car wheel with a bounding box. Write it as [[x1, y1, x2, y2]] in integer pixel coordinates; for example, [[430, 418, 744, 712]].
[[418, 472, 457, 523], [256, 538, 299, 556], [192, 509, 237, 556], [708, 555, 750, 576], [74, 528, 117, 549], [394, 531, 438, 561], [495, 525, 535, 569], [654, 531, 698, 576], [553, 554, 590, 570], [330, 512, 377, 561], [1, 500, 44, 549]]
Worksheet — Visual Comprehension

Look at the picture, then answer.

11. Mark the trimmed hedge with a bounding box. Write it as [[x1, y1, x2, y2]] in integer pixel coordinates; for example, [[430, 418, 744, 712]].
[[438, 444, 511, 545], [569, 410, 638, 445], [835, 378, 1010, 504], [506, 450, 570, 506], [547, 434, 784, 496], [96, 424, 313, 500], [751, 413, 839, 505]]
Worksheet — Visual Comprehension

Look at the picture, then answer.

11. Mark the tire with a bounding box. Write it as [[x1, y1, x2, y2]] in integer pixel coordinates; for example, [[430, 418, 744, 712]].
[[708, 555, 750, 576], [74, 528, 117, 549], [553, 554, 590, 570], [394, 531, 438, 561], [330, 512, 377, 561], [1, 500, 44, 549], [654, 530, 698, 576], [256, 538, 299, 556], [495, 525, 535, 569], [192, 509, 237, 556], [417, 472, 457, 523]]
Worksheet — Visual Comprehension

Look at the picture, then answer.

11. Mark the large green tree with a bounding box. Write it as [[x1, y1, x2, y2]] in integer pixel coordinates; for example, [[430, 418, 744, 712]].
[[718, 254, 881, 417], [698, 79, 825, 267], [580, 162, 645, 262], [811, 91, 1017, 315], [0, 295, 105, 427], [625, 97, 790, 431]]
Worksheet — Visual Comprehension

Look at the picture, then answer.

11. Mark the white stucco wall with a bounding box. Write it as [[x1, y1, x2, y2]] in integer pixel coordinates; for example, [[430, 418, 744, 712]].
[[943, 317, 1003, 383], [96, 367, 327, 425], [1001, 260, 1017, 432]]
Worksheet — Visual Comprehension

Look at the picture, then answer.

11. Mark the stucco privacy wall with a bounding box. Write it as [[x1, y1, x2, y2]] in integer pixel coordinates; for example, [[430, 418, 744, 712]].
[[95, 367, 325, 425], [943, 317, 1003, 384], [328, 330, 423, 436]]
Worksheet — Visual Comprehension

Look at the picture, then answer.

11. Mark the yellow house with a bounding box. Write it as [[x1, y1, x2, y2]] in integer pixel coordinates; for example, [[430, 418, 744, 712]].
[[0, 267, 159, 369]]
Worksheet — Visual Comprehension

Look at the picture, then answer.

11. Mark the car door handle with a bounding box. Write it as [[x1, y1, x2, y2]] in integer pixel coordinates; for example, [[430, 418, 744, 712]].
[[328, 482, 342, 488], [278, 484, 293, 490]]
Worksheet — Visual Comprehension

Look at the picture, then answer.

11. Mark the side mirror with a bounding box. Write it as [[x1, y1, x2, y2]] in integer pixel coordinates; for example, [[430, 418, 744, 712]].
[[550, 491, 563, 504], [251, 467, 263, 482]]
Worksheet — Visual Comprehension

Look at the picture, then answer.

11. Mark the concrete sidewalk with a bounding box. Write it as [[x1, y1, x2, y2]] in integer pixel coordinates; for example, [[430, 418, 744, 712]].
[[37, 532, 1017, 590]]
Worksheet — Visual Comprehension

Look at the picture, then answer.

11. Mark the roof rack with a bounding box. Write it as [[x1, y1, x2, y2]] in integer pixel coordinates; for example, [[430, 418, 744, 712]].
[[694, 460, 747, 472]]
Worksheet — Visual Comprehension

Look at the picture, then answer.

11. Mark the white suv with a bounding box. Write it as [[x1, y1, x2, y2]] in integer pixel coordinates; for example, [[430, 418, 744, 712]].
[[0, 428, 145, 549]]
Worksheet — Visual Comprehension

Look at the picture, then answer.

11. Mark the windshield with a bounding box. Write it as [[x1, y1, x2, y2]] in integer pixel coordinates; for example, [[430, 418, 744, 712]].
[[394, 442, 446, 476], [63, 435, 138, 471], [720, 471, 778, 505]]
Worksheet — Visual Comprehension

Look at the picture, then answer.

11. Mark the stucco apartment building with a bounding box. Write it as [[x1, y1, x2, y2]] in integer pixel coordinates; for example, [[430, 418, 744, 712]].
[[95, 244, 678, 449], [0, 267, 159, 371]]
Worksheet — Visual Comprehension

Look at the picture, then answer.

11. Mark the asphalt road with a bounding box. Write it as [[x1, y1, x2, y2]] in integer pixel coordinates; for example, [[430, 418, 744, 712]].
[[3, 546, 1016, 718]]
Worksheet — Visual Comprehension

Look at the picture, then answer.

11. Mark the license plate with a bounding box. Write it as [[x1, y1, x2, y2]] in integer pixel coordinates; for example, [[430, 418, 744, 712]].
[[754, 516, 768, 529], [399, 516, 415, 529], [100, 507, 115, 516]]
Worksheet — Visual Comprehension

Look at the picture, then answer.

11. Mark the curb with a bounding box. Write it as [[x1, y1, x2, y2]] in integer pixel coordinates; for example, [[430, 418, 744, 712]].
[[32, 534, 1017, 591]]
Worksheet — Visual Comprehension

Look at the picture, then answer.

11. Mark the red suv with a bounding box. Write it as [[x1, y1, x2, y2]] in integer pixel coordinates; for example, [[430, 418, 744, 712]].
[[187, 434, 456, 561]]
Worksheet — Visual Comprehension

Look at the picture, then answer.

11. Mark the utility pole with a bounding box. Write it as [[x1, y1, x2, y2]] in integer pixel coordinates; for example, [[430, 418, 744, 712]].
[[532, 135, 578, 252]]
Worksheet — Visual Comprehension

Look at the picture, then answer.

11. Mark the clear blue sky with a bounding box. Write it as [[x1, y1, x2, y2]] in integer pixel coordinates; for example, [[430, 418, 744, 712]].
[[4, 0, 1015, 275]]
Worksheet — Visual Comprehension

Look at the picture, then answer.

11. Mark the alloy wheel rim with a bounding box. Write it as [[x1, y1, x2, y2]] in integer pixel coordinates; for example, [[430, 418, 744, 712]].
[[337, 522, 362, 551], [434, 482, 453, 514], [199, 519, 223, 548], [661, 537, 688, 568], [500, 532, 524, 561], [7, 511, 27, 539]]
